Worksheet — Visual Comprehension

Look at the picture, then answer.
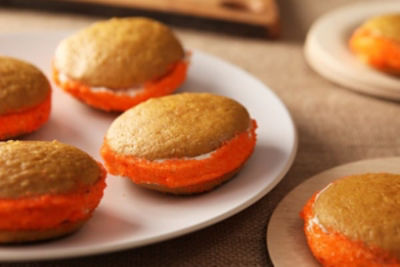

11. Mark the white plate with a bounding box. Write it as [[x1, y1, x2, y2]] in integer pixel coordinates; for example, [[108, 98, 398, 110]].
[[304, 1, 400, 100], [267, 157, 400, 267], [0, 32, 297, 261]]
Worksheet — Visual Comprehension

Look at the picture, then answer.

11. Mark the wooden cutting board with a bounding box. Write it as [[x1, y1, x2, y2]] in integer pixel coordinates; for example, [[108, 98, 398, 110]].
[[57, 0, 280, 37]]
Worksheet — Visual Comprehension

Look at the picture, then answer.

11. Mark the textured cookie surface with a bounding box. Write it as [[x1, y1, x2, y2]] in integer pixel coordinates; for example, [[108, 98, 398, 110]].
[[0, 140, 100, 198], [106, 93, 250, 160], [361, 14, 400, 42], [0, 56, 50, 115], [54, 17, 184, 89], [0, 220, 85, 243], [314, 173, 400, 258]]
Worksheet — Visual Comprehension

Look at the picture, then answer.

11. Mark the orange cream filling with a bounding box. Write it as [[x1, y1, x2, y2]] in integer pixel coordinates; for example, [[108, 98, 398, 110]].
[[0, 92, 51, 140], [301, 194, 400, 266], [101, 120, 257, 188], [0, 163, 107, 230], [350, 28, 400, 73], [53, 60, 188, 111]]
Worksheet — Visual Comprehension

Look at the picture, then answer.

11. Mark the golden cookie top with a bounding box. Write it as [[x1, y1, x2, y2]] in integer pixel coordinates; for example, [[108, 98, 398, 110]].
[[106, 93, 251, 160], [360, 14, 400, 43], [54, 17, 184, 89], [314, 173, 400, 258], [0, 140, 101, 198], [0, 56, 50, 115]]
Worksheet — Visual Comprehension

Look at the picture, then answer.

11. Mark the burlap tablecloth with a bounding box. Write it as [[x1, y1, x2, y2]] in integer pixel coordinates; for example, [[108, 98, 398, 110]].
[[0, 0, 399, 266]]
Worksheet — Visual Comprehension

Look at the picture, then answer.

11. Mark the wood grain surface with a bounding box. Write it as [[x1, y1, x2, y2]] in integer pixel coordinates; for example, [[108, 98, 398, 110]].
[[53, 0, 280, 36]]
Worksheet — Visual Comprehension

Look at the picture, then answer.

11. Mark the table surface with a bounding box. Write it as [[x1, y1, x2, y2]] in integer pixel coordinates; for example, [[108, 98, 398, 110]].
[[0, 0, 399, 266]]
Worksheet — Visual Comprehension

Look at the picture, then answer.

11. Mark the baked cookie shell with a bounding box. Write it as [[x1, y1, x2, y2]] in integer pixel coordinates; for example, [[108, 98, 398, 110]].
[[0, 140, 100, 199], [0, 220, 86, 243], [314, 173, 400, 259], [0, 56, 50, 115], [54, 17, 184, 89], [361, 14, 400, 43], [105, 93, 251, 160]]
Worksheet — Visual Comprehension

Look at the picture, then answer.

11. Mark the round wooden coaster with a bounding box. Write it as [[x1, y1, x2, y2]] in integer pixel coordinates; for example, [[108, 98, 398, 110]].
[[304, 1, 400, 101], [267, 157, 400, 267]]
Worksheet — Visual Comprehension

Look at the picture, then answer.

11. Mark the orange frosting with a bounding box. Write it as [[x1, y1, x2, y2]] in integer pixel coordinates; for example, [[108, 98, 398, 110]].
[[301, 193, 400, 266], [350, 27, 400, 73], [101, 120, 257, 188], [0, 91, 51, 140], [53, 60, 188, 111], [0, 163, 107, 230]]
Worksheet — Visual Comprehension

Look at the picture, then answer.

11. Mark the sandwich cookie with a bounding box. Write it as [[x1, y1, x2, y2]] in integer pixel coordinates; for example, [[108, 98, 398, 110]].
[[101, 93, 257, 194], [53, 17, 188, 111], [0, 140, 107, 243], [0, 56, 51, 140], [350, 14, 400, 74], [301, 173, 400, 266]]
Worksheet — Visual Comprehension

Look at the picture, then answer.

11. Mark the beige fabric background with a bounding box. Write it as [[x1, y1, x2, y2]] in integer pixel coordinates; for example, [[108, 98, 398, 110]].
[[0, 0, 399, 266]]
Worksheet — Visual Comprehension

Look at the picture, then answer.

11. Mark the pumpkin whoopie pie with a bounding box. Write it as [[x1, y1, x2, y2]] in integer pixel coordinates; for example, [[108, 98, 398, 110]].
[[0, 56, 51, 140], [101, 93, 257, 194], [350, 14, 400, 74], [301, 173, 400, 266], [0, 140, 106, 243], [53, 17, 188, 112]]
